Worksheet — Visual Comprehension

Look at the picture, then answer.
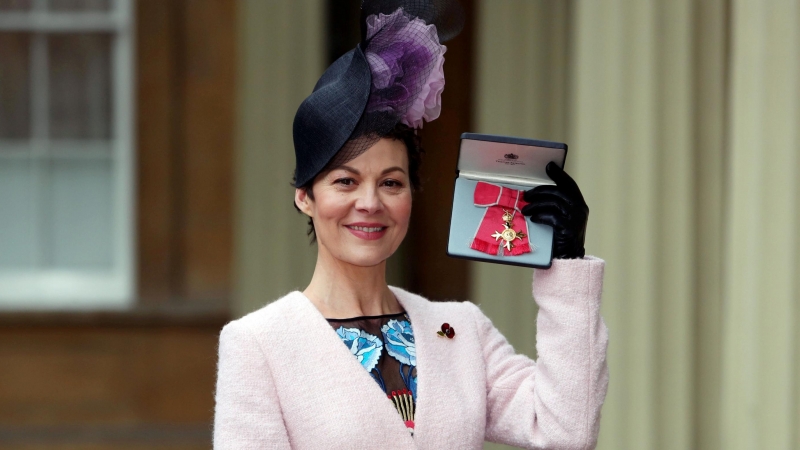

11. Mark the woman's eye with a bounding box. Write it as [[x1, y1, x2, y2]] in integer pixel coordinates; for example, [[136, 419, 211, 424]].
[[334, 178, 355, 186], [382, 179, 404, 188]]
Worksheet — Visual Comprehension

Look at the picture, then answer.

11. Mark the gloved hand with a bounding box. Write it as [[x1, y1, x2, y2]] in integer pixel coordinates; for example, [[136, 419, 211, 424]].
[[521, 162, 588, 259]]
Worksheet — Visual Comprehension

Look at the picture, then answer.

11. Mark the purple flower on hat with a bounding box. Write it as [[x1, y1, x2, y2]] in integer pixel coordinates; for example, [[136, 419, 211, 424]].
[[405, 44, 446, 128], [364, 8, 447, 128]]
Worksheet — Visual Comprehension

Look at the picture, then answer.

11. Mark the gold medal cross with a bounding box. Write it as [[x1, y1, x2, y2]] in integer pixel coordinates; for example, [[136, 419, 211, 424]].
[[491, 210, 527, 252]]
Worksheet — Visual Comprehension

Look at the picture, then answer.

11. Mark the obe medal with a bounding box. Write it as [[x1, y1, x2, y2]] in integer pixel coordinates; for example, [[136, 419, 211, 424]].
[[491, 209, 527, 252]]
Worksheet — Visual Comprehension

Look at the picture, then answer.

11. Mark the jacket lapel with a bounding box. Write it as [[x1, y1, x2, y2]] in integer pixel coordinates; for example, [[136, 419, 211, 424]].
[[392, 287, 483, 448], [391, 287, 449, 447]]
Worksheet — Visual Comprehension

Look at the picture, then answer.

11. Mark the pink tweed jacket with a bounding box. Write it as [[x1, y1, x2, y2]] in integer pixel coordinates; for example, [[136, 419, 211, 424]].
[[214, 257, 608, 449]]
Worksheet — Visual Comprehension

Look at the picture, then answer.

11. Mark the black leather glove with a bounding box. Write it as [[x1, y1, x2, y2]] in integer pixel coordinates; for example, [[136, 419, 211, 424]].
[[520, 162, 588, 259]]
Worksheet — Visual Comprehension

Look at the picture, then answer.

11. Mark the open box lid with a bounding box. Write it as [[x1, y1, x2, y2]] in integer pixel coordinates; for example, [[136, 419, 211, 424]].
[[457, 133, 567, 187]]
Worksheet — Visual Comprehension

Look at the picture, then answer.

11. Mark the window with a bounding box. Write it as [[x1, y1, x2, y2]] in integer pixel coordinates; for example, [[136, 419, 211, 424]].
[[0, 0, 134, 309]]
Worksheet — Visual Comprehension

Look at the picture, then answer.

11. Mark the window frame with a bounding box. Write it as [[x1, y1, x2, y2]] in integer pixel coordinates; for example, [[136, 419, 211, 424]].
[[0, 0, 135, 309]]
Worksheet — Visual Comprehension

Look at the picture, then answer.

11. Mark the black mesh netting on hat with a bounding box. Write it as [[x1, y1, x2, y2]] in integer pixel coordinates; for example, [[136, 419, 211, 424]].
[[360, 0, 465, 42], [321, 0, 464, 171]]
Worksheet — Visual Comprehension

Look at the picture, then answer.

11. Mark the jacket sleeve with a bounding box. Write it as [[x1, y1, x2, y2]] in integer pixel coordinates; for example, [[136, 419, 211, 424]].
[[474, 256, 609, 450], [213, 321, 292, 450]]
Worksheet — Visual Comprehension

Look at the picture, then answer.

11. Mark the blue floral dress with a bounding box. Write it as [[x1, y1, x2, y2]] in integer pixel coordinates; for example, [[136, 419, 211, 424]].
[[327, 312, 417, 435]]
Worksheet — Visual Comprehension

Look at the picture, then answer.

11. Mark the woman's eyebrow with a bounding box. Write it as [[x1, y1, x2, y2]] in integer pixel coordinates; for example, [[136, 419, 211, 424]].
[[381, 166, 406, 175], [337, 165, 360, 175], [335, 166, 406, 176]]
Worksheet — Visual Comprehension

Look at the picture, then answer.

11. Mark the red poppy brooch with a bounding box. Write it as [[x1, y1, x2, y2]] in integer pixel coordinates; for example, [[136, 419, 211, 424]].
[[437, 323, 455, 339]]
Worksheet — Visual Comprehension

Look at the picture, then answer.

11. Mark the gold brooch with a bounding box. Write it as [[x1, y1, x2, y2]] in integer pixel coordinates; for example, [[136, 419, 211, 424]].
[[491, 209, 527, 251]]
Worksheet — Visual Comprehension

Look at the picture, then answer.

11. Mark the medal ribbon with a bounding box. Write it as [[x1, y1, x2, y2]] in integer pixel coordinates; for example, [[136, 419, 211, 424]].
[[470, 181, 531, 256]]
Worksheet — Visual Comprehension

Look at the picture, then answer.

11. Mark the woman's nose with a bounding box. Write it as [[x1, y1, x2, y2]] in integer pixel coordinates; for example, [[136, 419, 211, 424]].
[[354, 186, 383, 214]]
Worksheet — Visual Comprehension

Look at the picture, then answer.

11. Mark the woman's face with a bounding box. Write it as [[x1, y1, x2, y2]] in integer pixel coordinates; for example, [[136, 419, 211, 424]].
[[295, 138, 412, 267]]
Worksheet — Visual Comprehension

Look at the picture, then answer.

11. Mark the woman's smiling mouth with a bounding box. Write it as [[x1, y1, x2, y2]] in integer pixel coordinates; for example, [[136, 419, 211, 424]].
[[345, 223, 388, 240]]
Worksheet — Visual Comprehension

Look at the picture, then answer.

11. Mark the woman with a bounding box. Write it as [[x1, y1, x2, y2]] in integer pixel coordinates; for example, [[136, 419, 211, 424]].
[[214, 1, 608, 449]]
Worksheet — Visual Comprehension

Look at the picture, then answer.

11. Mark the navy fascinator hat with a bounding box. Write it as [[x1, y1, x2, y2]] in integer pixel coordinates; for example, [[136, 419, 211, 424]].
[[292, 0, 464, 187]]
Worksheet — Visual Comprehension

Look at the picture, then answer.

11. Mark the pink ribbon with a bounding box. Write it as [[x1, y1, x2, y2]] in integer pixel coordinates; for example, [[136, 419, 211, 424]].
[[470, 182, 531, 256]]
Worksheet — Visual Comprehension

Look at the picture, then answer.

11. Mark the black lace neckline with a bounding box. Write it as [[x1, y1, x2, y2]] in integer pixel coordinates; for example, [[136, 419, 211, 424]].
[[325, 311, 407, 321]]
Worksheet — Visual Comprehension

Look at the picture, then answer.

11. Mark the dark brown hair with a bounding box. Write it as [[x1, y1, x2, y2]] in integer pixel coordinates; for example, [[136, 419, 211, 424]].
[[293, 123, 424, 243]]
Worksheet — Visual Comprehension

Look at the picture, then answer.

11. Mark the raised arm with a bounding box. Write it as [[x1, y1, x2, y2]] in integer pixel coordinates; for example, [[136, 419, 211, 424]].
[[475, 257, 608, 450], [213, 321, 292, 450]]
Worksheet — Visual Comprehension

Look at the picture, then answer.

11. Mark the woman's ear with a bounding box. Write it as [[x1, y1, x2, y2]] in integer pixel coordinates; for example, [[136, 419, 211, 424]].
[[295, 187, 313, 216]]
